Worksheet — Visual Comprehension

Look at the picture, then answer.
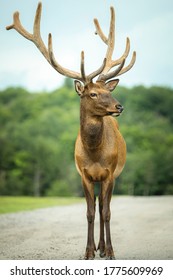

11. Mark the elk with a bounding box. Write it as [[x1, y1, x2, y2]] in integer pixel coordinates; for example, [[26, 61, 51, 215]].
[[6, 2, 136, 259]]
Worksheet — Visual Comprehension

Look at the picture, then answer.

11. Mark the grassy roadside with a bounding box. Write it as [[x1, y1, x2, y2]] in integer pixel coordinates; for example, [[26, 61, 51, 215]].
[[0, 196, 84, 214]]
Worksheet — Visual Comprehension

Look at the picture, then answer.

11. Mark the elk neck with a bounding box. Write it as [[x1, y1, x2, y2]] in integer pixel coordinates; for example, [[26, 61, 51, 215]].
[[80, 102, 104, 150]]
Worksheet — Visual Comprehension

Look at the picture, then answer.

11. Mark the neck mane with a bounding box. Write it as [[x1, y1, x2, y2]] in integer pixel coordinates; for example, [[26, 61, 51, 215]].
[[80, 103, 104, 150]]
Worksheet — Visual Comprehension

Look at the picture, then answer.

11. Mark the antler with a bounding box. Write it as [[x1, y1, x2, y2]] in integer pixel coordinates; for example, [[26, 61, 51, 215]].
[[6, 2, 106, 84], [94, 6, 136, 81]]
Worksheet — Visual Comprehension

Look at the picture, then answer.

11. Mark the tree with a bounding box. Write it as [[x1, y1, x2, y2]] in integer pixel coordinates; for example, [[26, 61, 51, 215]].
[[0, 85, 173, 196]]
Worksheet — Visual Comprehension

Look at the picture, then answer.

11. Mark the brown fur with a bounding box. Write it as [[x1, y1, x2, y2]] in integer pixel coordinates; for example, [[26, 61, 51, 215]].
[[75, 80, 126, 259]]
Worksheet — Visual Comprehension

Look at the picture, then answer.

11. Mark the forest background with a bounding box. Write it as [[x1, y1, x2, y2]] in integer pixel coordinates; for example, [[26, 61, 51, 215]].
[[0, 78, 173, 197]]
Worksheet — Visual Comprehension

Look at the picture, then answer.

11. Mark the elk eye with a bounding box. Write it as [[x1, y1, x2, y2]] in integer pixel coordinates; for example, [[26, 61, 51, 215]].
[[90, 93, 97, 98]]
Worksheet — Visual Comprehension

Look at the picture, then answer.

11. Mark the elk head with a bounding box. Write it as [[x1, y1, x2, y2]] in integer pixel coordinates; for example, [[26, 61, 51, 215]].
[[6, 2, 136, 117], [75, 79, 124, 117]]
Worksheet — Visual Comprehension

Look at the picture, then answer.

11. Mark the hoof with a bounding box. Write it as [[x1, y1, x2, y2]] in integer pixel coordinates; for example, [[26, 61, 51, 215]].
[[106, 255, 116, 260], [84, 256, 95, 260], [105, 247, 115, 260], [97, 242, 106, 258], [100, 251, 106, 258], [84, 248, 95, 260]]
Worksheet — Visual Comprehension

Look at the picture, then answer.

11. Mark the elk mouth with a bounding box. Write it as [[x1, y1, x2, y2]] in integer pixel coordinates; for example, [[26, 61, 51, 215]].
[[107, 104, 124, 117], [107, 111, 121, 117]]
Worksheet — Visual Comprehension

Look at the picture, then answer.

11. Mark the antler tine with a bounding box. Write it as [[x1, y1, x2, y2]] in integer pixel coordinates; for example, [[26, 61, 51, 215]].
[[98, 50, 136, 81], [6, 2, 51, 64], [32, 2, 51, 63], [48, 33, 82, 80], [94, 6, 115, 74], [94, 6, 136, 81], [111, 37, 130, 67], [81, 51, 86, 82], [87, 58, 107, 82], [48, 35, 108, 83], [79, 51, 107, 83], [98, 57, 125, 82], [106, 6, 115, 65], [94, 19, 108, 44], [33, 2, 41, 37], [6, 11, 33, 40], [118, 51, 136, 76]]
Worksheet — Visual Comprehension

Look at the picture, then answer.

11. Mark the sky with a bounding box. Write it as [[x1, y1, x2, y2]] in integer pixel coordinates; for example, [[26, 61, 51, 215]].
[[0, 0, 173, 91]]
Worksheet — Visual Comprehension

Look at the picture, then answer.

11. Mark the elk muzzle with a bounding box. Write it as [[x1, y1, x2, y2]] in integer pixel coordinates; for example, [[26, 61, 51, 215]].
[[106, 101, 124, 117], [115, 104, 124, 113]]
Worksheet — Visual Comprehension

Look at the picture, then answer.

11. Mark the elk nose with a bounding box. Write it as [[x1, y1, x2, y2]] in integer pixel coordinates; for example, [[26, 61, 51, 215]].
[[116, 104, 124, 112]]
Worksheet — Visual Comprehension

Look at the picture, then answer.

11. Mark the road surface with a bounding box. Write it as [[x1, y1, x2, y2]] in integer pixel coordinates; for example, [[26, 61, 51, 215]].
[[0, 196, 173, 260]]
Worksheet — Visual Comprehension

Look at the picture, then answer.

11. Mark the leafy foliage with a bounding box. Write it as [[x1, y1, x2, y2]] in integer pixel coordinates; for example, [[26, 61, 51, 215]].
[[0, 82, 173, 196]]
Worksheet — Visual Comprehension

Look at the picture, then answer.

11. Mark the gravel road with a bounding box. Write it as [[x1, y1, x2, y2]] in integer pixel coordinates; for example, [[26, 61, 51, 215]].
[[0, 196, 173, 260]]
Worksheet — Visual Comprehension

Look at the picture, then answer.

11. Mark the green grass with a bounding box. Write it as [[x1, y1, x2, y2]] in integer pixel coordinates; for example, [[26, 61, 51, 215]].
[[0, 196, 84, 214]]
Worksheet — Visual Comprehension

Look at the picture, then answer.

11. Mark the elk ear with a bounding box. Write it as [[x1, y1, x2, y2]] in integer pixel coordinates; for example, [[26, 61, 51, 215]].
[[74, 80, 84, 96], [105, 79, 119, 92]]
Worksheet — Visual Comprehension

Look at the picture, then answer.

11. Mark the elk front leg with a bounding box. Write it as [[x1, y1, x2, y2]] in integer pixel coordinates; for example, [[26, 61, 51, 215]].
[[101, 179, 115, 260], [82, 177, 96, 260]]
